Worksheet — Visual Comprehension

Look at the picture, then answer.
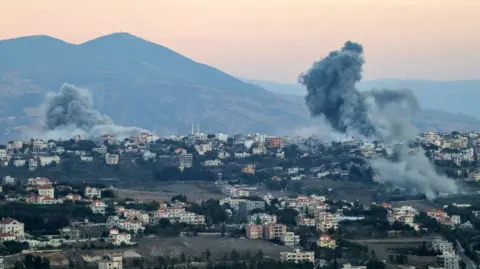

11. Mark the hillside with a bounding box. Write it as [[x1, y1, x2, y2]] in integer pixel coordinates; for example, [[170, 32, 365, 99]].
[[0, 33, 309, 138], [246, 79, 480, 132]]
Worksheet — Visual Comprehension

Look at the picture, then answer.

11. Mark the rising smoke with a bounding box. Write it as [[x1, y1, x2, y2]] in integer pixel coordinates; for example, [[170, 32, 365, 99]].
[[299, 41, 459, 199], [31, 83, 146, 140]]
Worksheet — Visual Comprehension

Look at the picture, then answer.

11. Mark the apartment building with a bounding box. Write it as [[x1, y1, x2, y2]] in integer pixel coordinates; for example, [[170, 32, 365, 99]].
[[432, 238, 454, 254], [248, 213, 277, 225], [90, 200, 107, 215], [105, 154, 120, 165], [280, 249, 314, 264], [246, 224, 263, 239], [109, 229, 132, 246], [437, 252, 459, 269], [263, 224, 287, 240]]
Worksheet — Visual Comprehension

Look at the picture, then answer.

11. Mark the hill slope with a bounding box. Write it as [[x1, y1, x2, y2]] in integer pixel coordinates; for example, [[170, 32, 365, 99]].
[[0, 33, 309, 138], [246, 79, 480, 132]]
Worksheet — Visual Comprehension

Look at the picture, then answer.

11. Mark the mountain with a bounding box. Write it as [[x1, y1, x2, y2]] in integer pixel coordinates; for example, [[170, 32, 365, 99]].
[[246, 78, 480, 118], [245, 79, 480, 132], [0, 33, 310, 138], [0, 33, 478, 140]]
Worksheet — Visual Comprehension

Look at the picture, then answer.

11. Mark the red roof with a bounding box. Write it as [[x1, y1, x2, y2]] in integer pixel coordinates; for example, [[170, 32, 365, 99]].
[[37, 185, 53, 190], [0, 233, 15, 237], [0, 217, 18, 224]]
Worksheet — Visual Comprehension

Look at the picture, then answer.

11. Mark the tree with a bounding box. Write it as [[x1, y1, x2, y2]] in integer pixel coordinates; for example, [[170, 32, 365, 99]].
[[230, 250, 240, 262], [205, 249, 211, 261], [366, 260, 385, 269], [180, 252, 186, 263]]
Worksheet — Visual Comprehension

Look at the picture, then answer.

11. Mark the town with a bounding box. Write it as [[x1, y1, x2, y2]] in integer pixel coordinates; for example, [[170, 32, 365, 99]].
[[0, 130, 480, 269]]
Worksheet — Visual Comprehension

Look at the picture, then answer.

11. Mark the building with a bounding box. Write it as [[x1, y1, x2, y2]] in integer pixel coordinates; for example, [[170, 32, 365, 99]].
[[248, 213, 277, 225], [281, 232, 300, 246], [85, 186, 102, 199], [342, 264, 367, 269], [109, 229, 132, 245], [280, 249, 314, 264], [179, 153, 193, 168], [246, 224, 263, 239], [98, 253, 123, 269], [269, 137, 282, 148], [37, 185, 55, 199], [2, 176, 15, 185], [27, 177, 51, 187], [105, 154, 119, 165], [0, 233, 16, 242], [318, 234, 336, 248], [263, 224, 287, 240], [0, 218, 24, 239], [90, 200, 107, 215], [437, 252, 459, 269], [432, 237, 454, 254]]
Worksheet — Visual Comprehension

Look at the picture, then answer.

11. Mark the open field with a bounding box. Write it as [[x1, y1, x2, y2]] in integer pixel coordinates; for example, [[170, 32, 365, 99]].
[[133, 236, 292, 259], [114, 181, 224, 203]]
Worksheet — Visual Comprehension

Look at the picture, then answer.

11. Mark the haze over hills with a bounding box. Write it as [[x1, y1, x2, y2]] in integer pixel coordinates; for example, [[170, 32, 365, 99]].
[[0, 32, 478, 139], [0, 33, 310, 138], [246, 78, 480, 132]]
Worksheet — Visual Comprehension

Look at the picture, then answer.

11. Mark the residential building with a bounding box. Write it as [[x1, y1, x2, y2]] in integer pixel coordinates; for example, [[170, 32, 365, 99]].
[[179, 153, 193, 168], [98, 253, 123, 269], [37, 185, 55, 199], [437, 252, 459, 269], [2, 176, 15, 185], [105, 154, 119, 165], [109, 229, 132, 245], [280, 249, 314, 264], [0, 233, 16, 242], [246, 224, 263, 239], [85, 186, 102, 199], [432, 238, 454, 254], [269, 137, 282, 148], [281, 232, 300, 246], [248, 213, 277, 225], [342, 264, 367, 269], [0, 218, 24, 239], [263, 224, 287, 240], [27, 177, 51, 187], [90, 200, 107, 215], [318, 234, 336, 248]]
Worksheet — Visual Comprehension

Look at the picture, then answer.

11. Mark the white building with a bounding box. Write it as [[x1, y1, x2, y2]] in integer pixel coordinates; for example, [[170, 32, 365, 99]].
[[0, 218, 24, 239], [109, 228, 132, 245], [98, 253, 123, 269], [179, 153, 193, 168], [90, 200, 107, 215], [432, 238, 454, 254], [38, 185, 55, 199], [105, 154, 119, 165], [13, 159, 26, 167], [80, 156, 93, 162], [2, 176, 15, 185], [39, 155, 60, 166], [438, 252, 459, 269], [248, 213, 277, 225], [281, 232, 300, 246], [85, 186, 102, 199], [280, 249, 314, 264]]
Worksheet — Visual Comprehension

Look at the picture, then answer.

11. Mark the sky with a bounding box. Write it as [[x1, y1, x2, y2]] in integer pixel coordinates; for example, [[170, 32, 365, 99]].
[[0, 0, 479, 83]]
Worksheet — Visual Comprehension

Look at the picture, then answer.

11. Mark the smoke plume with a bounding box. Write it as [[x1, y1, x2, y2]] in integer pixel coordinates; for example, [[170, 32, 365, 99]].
[[34, 83, 146, 140], [299, 41, 459, 199]]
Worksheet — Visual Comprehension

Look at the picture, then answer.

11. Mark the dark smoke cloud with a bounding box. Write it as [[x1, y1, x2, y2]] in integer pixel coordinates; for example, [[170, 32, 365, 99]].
[[299, 41, 376, 137], [299, 41, 460, 198], [35, 83, 146, 139], [45, 84, 113, 131]]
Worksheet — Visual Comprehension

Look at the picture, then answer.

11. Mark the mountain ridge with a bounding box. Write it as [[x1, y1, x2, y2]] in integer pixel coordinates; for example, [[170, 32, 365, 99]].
[[0, 33, 478, 139]]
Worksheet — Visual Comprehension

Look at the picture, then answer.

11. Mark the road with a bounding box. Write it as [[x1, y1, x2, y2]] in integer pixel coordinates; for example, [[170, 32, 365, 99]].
[[457, 240, 477, 269]]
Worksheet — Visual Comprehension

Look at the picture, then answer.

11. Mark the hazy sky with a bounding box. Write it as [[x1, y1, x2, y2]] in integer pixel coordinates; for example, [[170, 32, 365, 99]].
[[1, 0, 479, 83]]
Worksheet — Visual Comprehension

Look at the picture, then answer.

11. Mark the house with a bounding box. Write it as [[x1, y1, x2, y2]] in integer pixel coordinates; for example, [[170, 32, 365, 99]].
[[27, 177, 51, 187], [280, 249, 314, 264], [37, 196, 56, 205], [0, 218, 24, 239], [178, 153, 193, 168], [66, 193, 83, 202], [0, 233, 16, 242], [109, 228, 132, 246], [85, 186, 102, 199], [90, 200, 107, 215], [2, 176, 15, 185], [105, 154, 119, 165], [80, 156, 93, 162], [317, 234, 336, 248], [98, 253, 123, 269], [281, 232, 300, 246], [37, 185, 55, 199]]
